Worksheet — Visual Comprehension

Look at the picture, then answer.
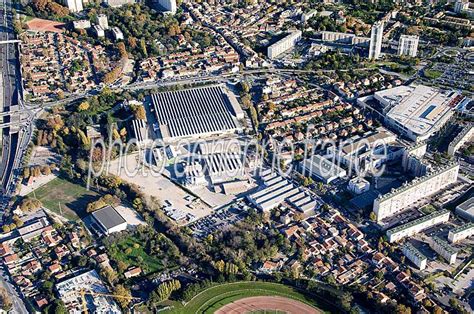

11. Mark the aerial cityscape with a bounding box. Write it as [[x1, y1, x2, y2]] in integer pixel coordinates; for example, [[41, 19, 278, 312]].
[[0, 0, 473, 313]]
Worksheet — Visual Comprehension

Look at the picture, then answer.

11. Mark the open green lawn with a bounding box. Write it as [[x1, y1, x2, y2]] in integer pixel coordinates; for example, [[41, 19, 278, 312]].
[[162, 282, 327, 314], [28, 177, 99, 221], [423, 69, 443, 79], [108, 236, 163, 275]]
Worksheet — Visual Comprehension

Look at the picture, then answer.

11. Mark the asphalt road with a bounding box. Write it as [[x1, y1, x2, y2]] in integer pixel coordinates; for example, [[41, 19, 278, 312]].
[[0, 0, 29, 311]]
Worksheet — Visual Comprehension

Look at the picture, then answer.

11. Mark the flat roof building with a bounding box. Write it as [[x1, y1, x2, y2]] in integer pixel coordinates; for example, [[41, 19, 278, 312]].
[[455, 197, 474, 221], [448, 124, 473, 156], [93, 25, 105, 38], [429, 236, 457, 265], [56, 270, 120, 313], [402, 242, 428, 270], [328, 127, 397, 173], [72, 20, 91, 30], [151, 85, 244, 142], [90, 206, 127, 236], [267, 30, 302, 59], [398, 35, 419, 57], [111, 27, 124, 41], [448, 222, 474, 243], [386, 210, 450, 243], [248, 169, 320, 213], [374, 162, 459, 222], [369, 21, 383, 60], [300, 154, 346, 184], [372, 85, 461, 142]]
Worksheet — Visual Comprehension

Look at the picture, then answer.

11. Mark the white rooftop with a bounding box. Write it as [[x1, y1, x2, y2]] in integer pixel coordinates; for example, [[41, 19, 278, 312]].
[[375, 85, 458, 139]]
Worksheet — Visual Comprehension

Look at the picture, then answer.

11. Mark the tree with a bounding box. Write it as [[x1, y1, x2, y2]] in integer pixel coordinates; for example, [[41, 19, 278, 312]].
[[150, 279, 181, 304], [78, 101, 90, 112], [101, 267, 118, 286], [19, 197, 42, 212], [0, 288, 12, 311], [395, 304, 412, 314], [113, 285, 132, 309], [23, 167, 30, 179], [117, 42, 128, 59], [130, 104, 146, 120], [369, 212, 377, 221]]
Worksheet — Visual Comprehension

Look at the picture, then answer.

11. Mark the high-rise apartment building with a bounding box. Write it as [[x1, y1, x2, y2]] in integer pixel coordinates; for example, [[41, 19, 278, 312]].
[[62, 0, 83, 13], [369, 21, 384, 60], [398, 35, 419, 57]]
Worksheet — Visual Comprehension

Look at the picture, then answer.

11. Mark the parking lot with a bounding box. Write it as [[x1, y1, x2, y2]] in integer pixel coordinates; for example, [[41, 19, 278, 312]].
[[189, 202, 248, 239]]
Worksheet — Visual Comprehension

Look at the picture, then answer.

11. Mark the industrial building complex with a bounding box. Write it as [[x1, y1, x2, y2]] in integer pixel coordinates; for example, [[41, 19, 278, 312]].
[[248, 169, 321, 213], [151, 85, 244, 142]]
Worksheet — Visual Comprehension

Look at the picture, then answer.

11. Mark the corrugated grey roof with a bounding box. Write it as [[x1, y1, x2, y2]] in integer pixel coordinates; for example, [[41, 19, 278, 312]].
[[91, 205, 126, 231]]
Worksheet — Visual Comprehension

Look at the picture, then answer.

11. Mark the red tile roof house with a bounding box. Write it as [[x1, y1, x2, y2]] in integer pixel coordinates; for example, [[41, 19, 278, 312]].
[[124, 267, 142, 279], [3, 253, 19, 265], [0, 243, 13, 257]]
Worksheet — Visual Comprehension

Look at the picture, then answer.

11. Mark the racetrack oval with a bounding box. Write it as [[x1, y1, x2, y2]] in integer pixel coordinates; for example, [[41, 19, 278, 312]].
[[214, 296, 321, 314]]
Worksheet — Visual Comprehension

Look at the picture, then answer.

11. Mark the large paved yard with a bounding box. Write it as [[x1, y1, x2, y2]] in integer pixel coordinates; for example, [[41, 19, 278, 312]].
[[108, 154, 214, 223]]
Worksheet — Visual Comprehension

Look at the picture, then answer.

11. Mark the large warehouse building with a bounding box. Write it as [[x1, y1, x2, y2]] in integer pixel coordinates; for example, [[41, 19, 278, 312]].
[[248, 169, 321, 213], [373, 162, 459, 222], [362, 85, 463, 142], [151, 85, 244, 142]]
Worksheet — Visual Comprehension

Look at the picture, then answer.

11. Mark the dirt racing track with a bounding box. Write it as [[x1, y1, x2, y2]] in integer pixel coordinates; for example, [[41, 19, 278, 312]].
[[214, 296, 321, 314]]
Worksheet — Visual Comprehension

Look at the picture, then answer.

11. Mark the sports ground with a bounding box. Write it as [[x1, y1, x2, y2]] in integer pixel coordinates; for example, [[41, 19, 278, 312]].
[[162, 281, 327, 314]]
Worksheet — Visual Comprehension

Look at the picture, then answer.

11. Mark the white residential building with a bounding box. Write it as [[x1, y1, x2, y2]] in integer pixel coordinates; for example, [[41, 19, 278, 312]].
[[154, 0, 177, 13], [398, 35, 419, 57], [93, 25, 105, 38], [402, 242, 428, 270], [96, 14, 109, 30], [386, 210, 450, 243], [321, 31, 370, 46], [448, 223, 474, 243], [62, 0, 83, 13], [369, 21, 384, 60], [374, 163, 459, 222], [267, 30, 302, 59], [104, 0, 135, 7], [429, 236, 457, 265], [448, 124, 473, 156], [72, 20, 91, 30], [111, 27, 124, 41], [454, 0, 469, 13]]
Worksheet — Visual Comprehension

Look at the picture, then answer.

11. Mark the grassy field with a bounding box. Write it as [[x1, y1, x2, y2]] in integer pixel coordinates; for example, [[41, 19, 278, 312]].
[[162, 282, 326, 314], [108, 236, 163, 275], [28, 177, 99, 221], [423, 69, 443, 79]]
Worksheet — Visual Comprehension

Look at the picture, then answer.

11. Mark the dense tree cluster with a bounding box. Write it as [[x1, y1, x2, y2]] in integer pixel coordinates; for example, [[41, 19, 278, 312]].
[[149, 279, 181, 304], [29, 0, 70, 19], [86, 194, 121, 213]]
